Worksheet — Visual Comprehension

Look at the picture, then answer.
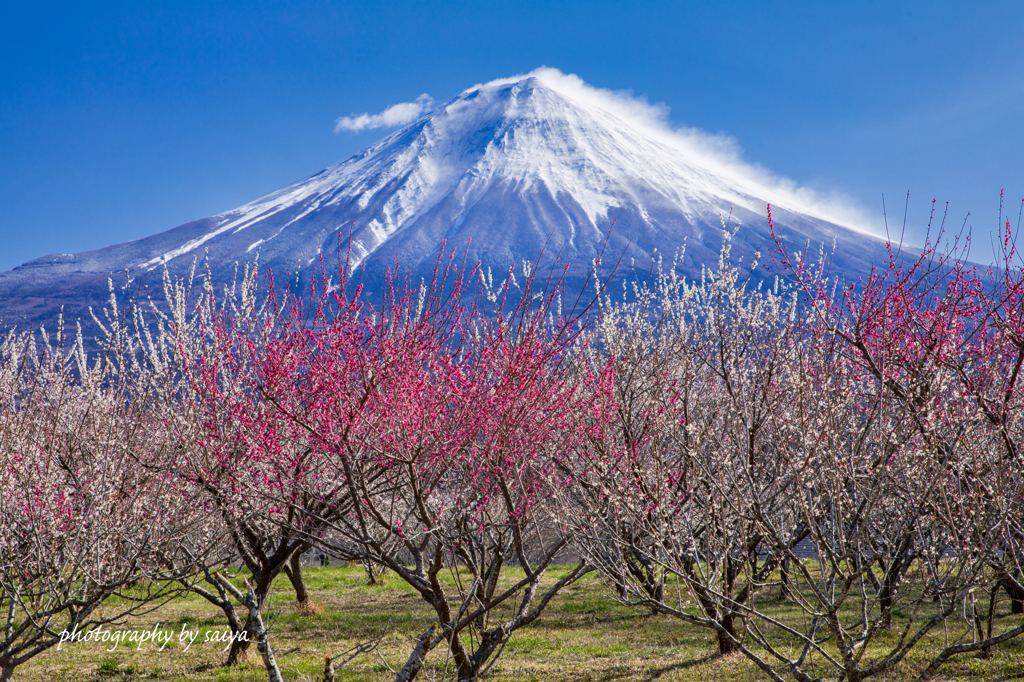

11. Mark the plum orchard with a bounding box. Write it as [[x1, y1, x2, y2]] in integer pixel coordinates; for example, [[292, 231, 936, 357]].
[[2, 211, 1023, 682]]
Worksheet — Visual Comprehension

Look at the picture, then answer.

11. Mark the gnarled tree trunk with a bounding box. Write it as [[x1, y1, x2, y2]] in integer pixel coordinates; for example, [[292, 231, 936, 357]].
[[283, 548, 321, 615]]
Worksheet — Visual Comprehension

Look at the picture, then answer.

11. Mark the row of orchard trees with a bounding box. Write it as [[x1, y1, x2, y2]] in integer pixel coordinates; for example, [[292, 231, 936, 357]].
[[564, 215, 1024, 682], [2, 216, 1023, 682]]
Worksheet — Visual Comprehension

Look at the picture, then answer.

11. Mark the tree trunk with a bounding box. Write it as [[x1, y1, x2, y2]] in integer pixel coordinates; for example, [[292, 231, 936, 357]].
[[460, 629, 505, 681], [0, 659, 14, 682], [242, 588, 284, 682], [977, 582, 1000, 659], [778, 557, 790, 601], [879, 587, 894, 628], [878, 542, 914, 629], [225, 570, 277, 664], [716, 613, 739, 655], [287, 551, 309, 603], [879, 555, 910, 629], [283, 550, 321, 615], [226, 611, 254, 665], [188, 575, 249, 666]]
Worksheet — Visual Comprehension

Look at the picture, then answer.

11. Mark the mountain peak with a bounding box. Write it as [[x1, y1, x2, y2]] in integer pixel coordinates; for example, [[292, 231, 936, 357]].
[[0, 69, 889, 332]]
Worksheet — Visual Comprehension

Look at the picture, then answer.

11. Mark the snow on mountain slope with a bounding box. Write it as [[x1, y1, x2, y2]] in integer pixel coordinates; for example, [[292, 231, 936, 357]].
[[0, 68, 890, 330]]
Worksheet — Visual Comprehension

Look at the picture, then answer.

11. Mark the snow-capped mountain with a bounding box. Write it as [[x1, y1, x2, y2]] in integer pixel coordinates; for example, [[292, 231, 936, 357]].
[[0, 68, 890, 330]]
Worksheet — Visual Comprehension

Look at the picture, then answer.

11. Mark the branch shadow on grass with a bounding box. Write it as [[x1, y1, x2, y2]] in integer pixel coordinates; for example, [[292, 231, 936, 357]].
[[639, 652, 720, 681]]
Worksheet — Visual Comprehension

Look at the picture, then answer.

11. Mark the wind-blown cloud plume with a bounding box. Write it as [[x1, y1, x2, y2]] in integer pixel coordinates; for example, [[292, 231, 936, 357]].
[[477, 67, 881, 236], [335, 93, 434, 133]]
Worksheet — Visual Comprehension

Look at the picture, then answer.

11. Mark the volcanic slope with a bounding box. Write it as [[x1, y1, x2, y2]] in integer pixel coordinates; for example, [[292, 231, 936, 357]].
[[0, 68, 890, 329]]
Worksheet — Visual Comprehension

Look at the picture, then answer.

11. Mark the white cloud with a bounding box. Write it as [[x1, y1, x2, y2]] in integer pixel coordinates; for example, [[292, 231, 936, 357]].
[[334, 93, 434, 133]]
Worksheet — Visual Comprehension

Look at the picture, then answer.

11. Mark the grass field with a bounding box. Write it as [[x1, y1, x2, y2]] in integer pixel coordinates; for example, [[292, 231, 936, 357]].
[[17, 565, 1024, 681]]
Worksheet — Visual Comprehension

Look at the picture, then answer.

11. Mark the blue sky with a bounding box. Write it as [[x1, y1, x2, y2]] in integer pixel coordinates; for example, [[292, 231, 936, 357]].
[[1, 1, 1022, 271]]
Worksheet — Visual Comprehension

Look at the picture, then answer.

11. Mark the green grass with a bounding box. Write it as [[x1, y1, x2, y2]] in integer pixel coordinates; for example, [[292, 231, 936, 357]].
[[13, 565, 1024, 681]]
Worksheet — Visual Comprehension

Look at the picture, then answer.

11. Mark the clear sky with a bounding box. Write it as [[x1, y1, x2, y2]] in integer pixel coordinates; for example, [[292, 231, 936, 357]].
[[1, 1, 1022, 271]]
